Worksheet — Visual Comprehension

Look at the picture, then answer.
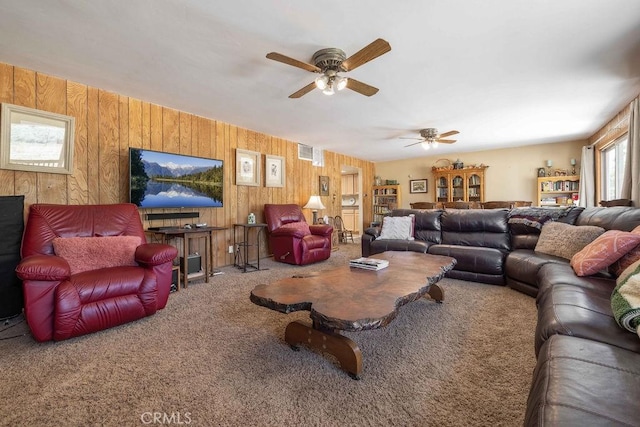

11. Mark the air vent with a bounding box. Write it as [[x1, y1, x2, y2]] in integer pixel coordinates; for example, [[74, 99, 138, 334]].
[[298, 144, 313, 161]]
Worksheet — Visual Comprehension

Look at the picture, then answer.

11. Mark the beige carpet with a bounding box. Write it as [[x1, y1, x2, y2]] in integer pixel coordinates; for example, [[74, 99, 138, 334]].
[[0, 243, 537, 426]]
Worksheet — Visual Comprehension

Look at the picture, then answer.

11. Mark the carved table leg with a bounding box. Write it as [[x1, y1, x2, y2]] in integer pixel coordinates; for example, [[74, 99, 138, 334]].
[[427, 283, 444, 303], [284, 320, 363, 379]]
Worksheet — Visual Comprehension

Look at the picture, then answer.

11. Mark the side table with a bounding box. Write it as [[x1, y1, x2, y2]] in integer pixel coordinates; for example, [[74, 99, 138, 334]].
[[148, 226, 226, 289], [233, 223, 268, 273]]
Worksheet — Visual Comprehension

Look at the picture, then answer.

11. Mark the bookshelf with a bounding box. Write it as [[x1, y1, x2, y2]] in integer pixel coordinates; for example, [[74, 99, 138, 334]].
[[433, 166, 487, 203], [537, 175, 579, 206], [372, 184, 401, 225]]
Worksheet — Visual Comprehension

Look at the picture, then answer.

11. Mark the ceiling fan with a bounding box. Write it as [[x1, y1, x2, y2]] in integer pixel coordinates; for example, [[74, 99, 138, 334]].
[[266, 38, 391, 98], [401, 128, 459, 150]]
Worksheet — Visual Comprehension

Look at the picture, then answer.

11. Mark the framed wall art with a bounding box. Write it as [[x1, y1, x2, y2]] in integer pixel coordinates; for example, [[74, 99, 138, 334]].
[[409, 179, 428, 193], [236, 148, 260, 186], [0, 103, 75, 174], [319, 175, 329, 196], [265, 154, 285, 188]]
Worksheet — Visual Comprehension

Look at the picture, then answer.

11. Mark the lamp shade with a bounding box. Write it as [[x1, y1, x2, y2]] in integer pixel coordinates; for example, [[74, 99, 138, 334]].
[[303, 195, 326, 210]]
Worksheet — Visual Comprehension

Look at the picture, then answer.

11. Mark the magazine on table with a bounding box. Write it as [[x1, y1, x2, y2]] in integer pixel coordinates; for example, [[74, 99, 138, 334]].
[[349, 257, 389, 271]]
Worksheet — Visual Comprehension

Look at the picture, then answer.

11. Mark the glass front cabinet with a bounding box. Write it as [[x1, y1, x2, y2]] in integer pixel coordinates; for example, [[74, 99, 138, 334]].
[[433, 166, 488, 203]]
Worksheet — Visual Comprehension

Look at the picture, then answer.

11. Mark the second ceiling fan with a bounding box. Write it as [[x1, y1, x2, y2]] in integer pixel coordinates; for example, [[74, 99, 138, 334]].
[[266, 38, 391, 98], [402, 128, 459, 150]]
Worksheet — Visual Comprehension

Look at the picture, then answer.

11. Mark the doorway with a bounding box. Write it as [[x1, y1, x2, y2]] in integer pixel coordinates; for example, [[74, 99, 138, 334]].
[[340, 165, 362, 235]]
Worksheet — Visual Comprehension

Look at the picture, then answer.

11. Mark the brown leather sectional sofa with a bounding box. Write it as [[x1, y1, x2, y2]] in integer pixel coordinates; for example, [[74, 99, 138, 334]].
[[362, 206, 640, 425]]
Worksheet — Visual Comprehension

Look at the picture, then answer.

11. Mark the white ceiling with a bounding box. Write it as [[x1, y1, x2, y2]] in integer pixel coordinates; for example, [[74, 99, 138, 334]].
[[1, 1, 639, 162]]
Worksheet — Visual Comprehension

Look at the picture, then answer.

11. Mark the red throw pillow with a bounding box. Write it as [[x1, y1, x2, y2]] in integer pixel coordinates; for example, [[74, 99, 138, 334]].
[[570, 230, 640, 277], [52, 236, 142, 275], [279, 222, 311, 236], [609, 225, 640, 277]]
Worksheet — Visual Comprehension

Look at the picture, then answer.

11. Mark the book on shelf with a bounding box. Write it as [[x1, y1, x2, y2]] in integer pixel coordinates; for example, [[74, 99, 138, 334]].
[[349, 257, 389, 271]]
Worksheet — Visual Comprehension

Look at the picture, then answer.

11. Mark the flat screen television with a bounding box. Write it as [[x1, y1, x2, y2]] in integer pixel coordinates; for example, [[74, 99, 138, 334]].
[[129, 148, 223, 209]]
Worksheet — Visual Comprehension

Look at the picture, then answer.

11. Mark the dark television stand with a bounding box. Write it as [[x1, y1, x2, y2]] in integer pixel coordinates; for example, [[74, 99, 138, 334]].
[[145, 212, 225, 289]]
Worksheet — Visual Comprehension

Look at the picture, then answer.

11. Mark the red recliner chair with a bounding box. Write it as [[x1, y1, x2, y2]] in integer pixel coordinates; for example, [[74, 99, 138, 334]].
[[16, 203, 178, 342], [264, 204, 333, 265]]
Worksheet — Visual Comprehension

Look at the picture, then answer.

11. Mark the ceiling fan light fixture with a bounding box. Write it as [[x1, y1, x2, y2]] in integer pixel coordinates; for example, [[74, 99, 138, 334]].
[[432, 140, 439, 148], [322, 84, 335, 95], [421, 141, 430, 150], [314, 75, 329, 90], [335, 76, 348, 91]]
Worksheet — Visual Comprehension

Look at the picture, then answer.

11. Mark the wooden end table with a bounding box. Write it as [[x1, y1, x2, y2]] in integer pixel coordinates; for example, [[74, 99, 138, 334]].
[[250, 251, 456, 379]]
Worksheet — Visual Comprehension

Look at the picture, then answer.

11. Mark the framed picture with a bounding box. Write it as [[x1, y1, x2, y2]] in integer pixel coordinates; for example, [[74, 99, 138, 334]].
[[265, 154, 285, 188], [319, 175, 329, 196], [410, 179, 428, 193], [0, 103, 75, 174], [537, 167, 546, 177], [236, 149, 260, 186]]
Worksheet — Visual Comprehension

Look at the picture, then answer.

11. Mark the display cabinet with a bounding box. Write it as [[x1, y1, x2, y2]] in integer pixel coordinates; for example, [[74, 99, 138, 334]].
[[433, 166, 487, 203], [372, 184, 401, 225], [537, 175, 580, 206]]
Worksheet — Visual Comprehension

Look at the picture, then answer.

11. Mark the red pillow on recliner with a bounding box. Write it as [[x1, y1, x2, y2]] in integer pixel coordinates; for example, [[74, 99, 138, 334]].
[[275, 222, 311, 237], [52, 236, 141, 275]]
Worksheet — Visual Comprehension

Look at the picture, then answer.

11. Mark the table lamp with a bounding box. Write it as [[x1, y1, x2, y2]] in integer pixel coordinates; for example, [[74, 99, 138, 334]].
[[303, 195, 325, 224]]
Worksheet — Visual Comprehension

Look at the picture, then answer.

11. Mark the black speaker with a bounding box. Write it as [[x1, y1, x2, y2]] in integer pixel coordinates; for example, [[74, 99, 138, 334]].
[[180, 254, 201, 274], [0, 195, 24, 319], [170, 268, 179, 293]]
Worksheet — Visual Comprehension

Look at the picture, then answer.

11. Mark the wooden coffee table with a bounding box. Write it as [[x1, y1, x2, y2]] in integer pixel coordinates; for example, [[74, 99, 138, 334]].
[[250, 251, 456, 379]]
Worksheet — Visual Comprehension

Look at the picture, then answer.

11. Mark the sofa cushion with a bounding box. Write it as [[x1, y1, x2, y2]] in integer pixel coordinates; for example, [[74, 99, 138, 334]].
[[525, 334, 640, 427], [536, 262, 615, 305], [535, 283, 640, 356], [535, 222, 604, 260], [378, 215, 415, 240], [570, 230, 640, 277], [369, 239, 430, 256], [52, 236, 141, 275], [505, 249, 568, 289], [440, 209, 510, 251], [429, 244, 506, 276], [576, 206, 640, 231]]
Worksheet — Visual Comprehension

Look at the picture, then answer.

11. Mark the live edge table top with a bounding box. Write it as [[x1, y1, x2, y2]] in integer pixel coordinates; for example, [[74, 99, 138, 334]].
[[250, 252, 456, 332]]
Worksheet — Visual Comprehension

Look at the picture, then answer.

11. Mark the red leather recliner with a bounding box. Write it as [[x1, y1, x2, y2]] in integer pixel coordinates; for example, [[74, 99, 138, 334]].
[[16, 203, 177, 342], [264, 204, 333, 265]]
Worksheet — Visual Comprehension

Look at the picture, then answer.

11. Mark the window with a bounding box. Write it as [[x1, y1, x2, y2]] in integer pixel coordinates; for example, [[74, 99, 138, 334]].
[[601, 135, 627, 200]]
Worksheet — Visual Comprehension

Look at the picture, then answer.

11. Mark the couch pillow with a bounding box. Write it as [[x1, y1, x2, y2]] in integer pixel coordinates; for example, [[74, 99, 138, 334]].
[[609, 225, 640, 277], [377, 215, 415, 240], [611, 259, 640, 337], [53, 236, 141, 275], [534, 222, 605, 260], [570, 230, 640, 276], [278, 221, 311, 236]]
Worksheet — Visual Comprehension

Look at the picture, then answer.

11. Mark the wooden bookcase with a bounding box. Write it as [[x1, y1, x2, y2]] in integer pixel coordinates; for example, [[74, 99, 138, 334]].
[[433, 166, 487, 203], [372, 184, 401, 225], [537, 175, 580, 206]]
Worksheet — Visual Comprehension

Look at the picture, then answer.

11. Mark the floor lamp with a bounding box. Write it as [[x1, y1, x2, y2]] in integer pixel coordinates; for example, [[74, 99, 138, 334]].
[[303, 195, 326, 224]]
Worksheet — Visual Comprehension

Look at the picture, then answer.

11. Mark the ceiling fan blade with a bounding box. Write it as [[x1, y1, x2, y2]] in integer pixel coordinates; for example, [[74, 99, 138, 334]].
[[341, 38, 391, 72], [404, 141, 424, 148], [346, 78, 379, 96], [399, 136, 423, 140], [436, 139, 457, 144], [266, 52, 321, 73], [438, 130, 459, 138], [288, 82, 317, 99]]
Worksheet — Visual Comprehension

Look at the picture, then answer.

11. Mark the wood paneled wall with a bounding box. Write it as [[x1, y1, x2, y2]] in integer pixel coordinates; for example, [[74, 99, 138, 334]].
[[0, 62, 374, 266]]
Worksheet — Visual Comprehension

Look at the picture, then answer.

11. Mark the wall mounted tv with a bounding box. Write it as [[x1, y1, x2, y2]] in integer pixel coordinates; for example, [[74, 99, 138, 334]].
[[129, 148, 223, 209]]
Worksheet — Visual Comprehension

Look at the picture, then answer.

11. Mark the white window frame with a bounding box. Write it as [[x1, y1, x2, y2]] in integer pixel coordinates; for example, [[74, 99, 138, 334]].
[[600, 135, 628, 200]]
